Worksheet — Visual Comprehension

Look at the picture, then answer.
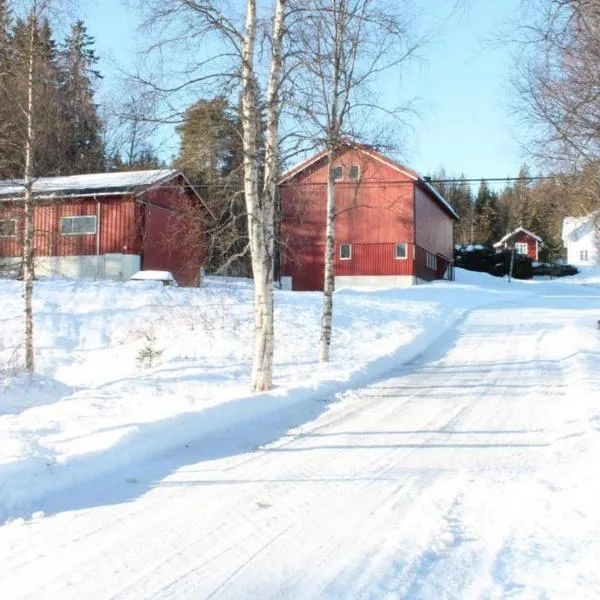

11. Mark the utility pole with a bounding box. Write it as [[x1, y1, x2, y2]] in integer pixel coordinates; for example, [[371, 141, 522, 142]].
[[508, 242, 515, 283]]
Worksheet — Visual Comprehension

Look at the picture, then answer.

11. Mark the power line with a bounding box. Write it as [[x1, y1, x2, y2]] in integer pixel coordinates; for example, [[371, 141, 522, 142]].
[[425, 175, 568, 185], [0, 174, 578, 192]]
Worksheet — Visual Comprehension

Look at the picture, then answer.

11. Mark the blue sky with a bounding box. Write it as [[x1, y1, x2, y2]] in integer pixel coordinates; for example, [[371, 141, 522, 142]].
[[82, 0, 525, 182]]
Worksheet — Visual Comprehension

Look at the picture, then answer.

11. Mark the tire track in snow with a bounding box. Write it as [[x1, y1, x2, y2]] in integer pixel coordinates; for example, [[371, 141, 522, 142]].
[[2, 300, 597, 599]]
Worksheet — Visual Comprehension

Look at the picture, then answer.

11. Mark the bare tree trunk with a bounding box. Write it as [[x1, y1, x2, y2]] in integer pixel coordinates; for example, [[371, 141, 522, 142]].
[[247, 0, 285, 392], [23, 10, 37, 374], [319, 159, 335, 362], [241, 0, 285, 392]]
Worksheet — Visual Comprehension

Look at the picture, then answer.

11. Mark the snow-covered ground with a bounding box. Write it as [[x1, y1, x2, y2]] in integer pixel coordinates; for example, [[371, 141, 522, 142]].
[[0, 268, 599, 599]]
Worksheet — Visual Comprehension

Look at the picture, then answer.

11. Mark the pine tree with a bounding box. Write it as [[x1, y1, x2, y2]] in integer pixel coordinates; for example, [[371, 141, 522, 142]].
[[0, 0, 13, 177], [175, 97, 241, 185], [474, 180, 502, 246], [174, 97, 248, 275], [7, 14, 62, 177], [57, 20, 104, 174], [430, 170, 474, 245]]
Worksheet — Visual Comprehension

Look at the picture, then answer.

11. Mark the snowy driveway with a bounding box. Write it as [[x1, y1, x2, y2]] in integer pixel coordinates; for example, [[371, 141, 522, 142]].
[[1, 295, 600, 599]]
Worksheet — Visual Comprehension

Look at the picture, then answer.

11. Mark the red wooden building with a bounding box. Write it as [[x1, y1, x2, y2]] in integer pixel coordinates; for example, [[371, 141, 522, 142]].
[[278, 142, 459, 291], [493, 227, 543, 261], [0, 169, 208, 285]]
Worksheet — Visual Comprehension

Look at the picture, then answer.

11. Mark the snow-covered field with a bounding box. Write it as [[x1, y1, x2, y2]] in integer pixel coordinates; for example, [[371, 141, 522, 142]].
[[0, 268, 599, 599]]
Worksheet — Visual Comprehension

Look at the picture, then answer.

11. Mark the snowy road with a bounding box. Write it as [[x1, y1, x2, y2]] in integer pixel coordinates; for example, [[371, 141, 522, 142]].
[[2, 294, 600, 599]]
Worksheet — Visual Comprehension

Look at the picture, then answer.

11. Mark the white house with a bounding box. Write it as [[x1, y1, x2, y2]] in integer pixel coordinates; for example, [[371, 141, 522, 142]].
[[562, 212, 599, 266]]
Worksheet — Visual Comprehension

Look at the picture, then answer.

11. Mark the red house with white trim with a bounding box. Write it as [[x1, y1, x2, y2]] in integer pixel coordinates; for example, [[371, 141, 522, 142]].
[[278, 142, 459, 291], [0, 169, 209, 285], [493, 227, 543, 261]]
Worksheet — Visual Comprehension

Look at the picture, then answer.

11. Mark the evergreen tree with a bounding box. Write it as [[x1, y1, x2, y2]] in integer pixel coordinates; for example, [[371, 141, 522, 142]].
[[175, 97, 242, 184], [174, 97, 248, 275], [57, 20, 104, 174], [473, 180, 503, 245], [5, 14, 62, 177], [0, 0, 13, 177], [0, 15, 104, 177], [430, 170, 474, 245]]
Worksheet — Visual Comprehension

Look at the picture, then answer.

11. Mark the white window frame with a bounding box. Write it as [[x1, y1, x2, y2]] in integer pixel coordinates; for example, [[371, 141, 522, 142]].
[[426, 251, 437, 270], [349, 165, 360, 181], [395, 242, 407, 260], [514, 242, 527, 255], [60, 215, 97, 236], [340, 243, 352, 260], [332, 166, 343, 181], [580, 249, 589, 262], [0, 219, 16, 238]]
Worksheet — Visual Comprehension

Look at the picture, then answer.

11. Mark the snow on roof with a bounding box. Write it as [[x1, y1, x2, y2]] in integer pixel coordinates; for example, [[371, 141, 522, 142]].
[[0, 169, 179, 200], [493, 227, 543, 248], [129, 270, 176, 282], [418, 179, 460, 221], [562, 212, 599, 240]]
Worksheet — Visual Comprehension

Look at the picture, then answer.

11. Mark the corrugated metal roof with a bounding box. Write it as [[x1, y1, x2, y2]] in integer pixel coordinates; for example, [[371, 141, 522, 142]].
[[0, 169, 178, 200]]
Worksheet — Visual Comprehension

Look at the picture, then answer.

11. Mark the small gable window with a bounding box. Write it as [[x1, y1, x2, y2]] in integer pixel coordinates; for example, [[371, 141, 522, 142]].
[[340, 243, 352, 260], [580, 249, 589, 262], [514, 242, 527, 255], [395, 243, 407, 260], [332, 166, 343, 181], [349, 165, 360, 180]]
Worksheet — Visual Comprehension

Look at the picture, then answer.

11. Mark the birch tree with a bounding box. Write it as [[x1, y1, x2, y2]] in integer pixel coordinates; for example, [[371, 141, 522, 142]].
[[137, 0, 286, 391], [13, 0, 53, 373], [1, 0, 71, 373], [289, 0, 418, 362], [514, 0, 600, 169]]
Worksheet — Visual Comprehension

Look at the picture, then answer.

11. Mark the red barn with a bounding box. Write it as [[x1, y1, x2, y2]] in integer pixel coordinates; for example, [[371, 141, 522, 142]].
[[0, 169, 208, 286], [278, 142, 459, 291], [493, 227, 543, 261]]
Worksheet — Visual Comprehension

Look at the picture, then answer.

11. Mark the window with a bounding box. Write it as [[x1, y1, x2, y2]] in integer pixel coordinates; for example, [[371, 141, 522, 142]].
[[426, 251, 437, 270], [349, 165, 360, 181], [514, 242, 527, 255], [340, 243, 352, 260], [0, 219, 16, 237], [395, 242, 407, 260], [332, 166, 343, 181], [60, 215, 97, 235], [580, 249, 589, 262]]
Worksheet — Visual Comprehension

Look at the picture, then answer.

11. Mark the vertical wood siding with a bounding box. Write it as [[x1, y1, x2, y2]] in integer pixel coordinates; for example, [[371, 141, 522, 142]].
[[0, 202, 22, 257], [141, 179, 206, 286], [414, 185, 454, 258], [334, 243, 414, 276], [280, 147, 417, 291], [0, 178, 207, 286]]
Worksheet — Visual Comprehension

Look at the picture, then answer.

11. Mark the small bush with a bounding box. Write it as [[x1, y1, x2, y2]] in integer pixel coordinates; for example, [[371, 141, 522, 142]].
[[134, 328, 163, 369], [0, 339, 22, 382], [454, 245, 533, 279], [532, 262, 579, 278]]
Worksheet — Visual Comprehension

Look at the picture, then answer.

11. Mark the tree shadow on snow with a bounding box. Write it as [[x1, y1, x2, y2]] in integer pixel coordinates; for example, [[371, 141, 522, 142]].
[[8, 299, 596, 523], [0, 375, 75, 416]]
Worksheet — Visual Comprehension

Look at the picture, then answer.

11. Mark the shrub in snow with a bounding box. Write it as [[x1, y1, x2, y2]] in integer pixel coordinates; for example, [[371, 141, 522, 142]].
[[0, 339, 21, 382], [454, 245, 534, 280], [454, 245, 499, 274], [532, 262, 579, 278], [134, 328, 164, 369]]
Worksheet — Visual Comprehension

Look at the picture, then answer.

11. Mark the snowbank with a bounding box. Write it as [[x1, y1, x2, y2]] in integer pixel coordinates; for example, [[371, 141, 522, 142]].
[[0, 270, 591, 523]]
